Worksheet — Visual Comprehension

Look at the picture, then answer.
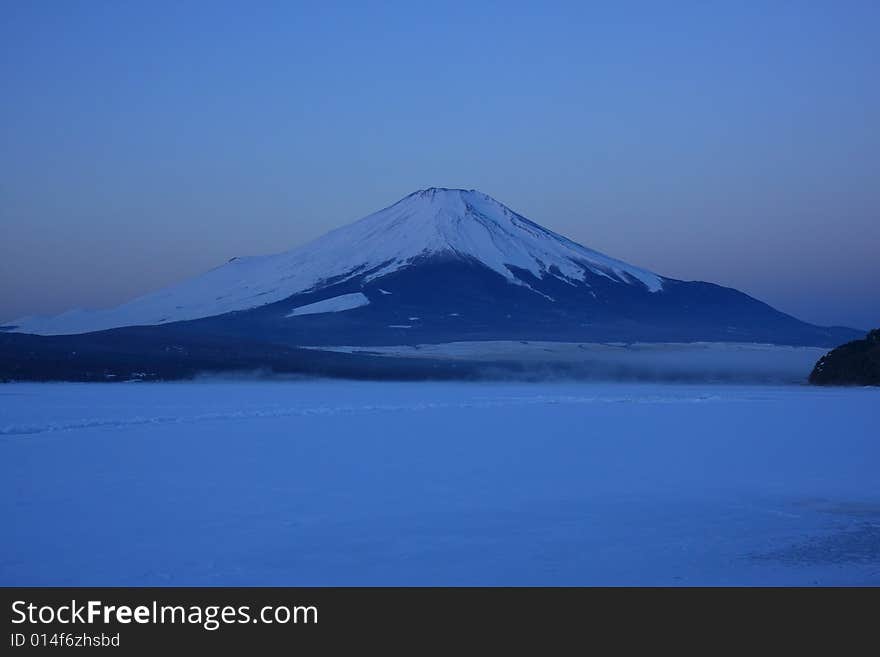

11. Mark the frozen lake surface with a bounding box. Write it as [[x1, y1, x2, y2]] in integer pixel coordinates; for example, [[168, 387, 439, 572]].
[[2, 380, 878, 585]]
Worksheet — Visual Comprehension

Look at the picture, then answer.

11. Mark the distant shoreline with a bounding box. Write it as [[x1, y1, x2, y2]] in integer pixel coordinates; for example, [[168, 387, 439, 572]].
[[1, 335, 826, 385]]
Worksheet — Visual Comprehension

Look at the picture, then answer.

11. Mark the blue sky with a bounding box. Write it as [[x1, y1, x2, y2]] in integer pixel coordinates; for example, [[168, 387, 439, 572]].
[[1, 1, 878, 329]]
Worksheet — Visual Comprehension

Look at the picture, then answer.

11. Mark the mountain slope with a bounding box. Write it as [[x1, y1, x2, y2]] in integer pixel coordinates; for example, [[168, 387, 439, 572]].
[[4, 188, 860, 348]]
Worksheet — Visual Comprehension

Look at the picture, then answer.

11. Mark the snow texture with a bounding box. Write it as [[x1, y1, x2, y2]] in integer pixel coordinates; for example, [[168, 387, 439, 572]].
[[2, 380, 878, 585], [285, 292, 369, 317], [10, 188, 663, 335]]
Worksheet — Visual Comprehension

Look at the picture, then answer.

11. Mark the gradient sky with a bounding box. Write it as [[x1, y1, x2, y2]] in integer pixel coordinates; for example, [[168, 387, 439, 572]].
[[2, 1, 878, 330]]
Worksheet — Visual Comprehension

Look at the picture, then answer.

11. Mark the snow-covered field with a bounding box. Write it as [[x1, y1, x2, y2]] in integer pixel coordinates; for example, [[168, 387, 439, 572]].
[[1, 380, 878, 586]]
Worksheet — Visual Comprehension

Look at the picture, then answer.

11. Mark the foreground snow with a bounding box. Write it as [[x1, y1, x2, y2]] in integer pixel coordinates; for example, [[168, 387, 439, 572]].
[[1, 380, 878, 585]]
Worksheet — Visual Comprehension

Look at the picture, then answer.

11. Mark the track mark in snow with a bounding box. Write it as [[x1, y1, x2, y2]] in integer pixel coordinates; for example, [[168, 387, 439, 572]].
[[0, 393, 727, 437]]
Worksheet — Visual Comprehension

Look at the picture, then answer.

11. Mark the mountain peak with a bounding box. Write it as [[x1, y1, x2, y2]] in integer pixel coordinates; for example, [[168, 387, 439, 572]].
[[412, 186, 476, 196], [401, 187, 486, 209]]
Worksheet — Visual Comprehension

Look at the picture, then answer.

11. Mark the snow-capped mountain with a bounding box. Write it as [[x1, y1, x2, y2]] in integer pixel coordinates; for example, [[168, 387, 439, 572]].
[[10, 188, 662, 335], [4, 188, 859, 348]]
